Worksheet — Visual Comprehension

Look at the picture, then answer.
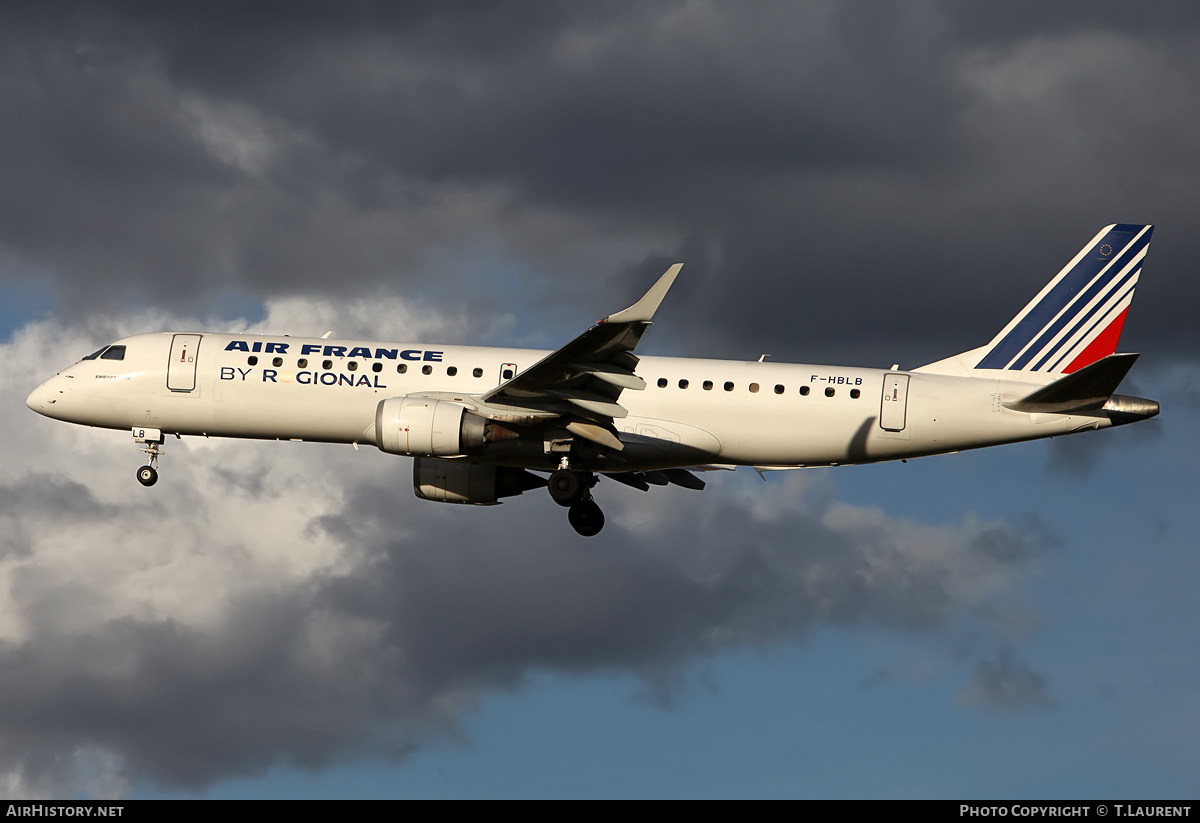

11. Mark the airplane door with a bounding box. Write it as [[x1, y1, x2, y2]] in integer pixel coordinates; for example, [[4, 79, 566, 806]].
[[167, 334, 202, 392], [499, 362, 517, 383], [879, 373, 909, 432]]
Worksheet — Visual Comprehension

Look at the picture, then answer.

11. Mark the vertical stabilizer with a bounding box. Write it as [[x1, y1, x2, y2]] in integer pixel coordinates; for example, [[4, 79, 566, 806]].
[[917, 224, 1152, 380]]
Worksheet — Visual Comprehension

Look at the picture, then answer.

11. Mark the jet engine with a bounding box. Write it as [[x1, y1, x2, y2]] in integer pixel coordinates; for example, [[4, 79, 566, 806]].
[[413, 457, 547, 505], [375, 397, 514, 457]]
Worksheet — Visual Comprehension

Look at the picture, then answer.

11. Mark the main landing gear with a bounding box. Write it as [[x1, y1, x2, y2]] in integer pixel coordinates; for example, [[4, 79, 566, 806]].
[[133, 427, 164, 487], [548, 468, 605, 537]]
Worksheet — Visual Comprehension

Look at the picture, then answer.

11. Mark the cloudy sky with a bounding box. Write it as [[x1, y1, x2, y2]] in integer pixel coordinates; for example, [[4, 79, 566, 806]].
[[1, 1, 1198, 798]]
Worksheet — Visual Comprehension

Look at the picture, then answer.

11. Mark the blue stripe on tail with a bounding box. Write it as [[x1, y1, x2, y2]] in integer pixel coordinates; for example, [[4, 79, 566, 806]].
[[975, 225, 1151, 371]]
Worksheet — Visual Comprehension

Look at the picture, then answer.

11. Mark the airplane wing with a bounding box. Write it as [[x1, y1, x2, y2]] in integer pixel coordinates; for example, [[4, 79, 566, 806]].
[[476, 264, 682, 451]]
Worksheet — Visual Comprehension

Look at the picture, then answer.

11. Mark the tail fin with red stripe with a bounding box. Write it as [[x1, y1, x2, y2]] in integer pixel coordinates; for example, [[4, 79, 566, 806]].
[[917, 224, 1152, 382]]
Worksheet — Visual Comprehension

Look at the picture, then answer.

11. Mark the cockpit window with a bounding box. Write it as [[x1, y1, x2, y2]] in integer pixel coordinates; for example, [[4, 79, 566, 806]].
[[81, 346, 108, 361], [100, 345, 126, 361]]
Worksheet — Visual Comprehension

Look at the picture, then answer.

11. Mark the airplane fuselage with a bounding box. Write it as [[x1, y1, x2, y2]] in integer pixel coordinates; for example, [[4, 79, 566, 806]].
[[27, 330, 1135, 472]]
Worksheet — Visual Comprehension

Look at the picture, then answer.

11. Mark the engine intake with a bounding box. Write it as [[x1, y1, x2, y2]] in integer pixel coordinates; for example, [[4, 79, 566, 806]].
[[375, 397, 515, 457]]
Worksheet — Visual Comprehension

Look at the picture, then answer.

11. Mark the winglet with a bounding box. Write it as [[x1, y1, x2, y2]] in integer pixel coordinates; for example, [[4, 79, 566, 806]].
[[601, 264, 682, 324]]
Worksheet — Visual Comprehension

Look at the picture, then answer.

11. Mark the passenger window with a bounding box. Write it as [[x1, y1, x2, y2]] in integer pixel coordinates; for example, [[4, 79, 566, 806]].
[[749, 383, 760, 393], [248, 356, 259, 366], [347, 361, 358, 372], [503, 369, 514, 380], [397, 364, 408, 374], [422, 365, 432, 375], [703, 381, 713, 390], [298, 358, 308, 368], [825, 387, 835, 397], [658, 378, 668, 388], [799, 386, 810, 396], [473, 368, 483, 378], [678, 379, 689, 389], [724, 382, 734, 392], [272, 357, 283, 367], [372, 362, 382, 373], [850, 389, 861, 399], [447, 366, 458, 376], [774, 384, 784, 394], [100, 346, 127, 361], [322, 360, 332, 370]]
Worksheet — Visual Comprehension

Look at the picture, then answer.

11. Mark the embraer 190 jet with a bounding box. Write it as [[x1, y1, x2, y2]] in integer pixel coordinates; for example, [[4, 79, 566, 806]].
[[27, 224, 1159, 535]]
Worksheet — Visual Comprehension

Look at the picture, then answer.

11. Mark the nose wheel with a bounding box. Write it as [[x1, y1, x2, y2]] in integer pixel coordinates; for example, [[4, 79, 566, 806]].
[[133, 427, 164, 487], [548, 469, 605, 536]]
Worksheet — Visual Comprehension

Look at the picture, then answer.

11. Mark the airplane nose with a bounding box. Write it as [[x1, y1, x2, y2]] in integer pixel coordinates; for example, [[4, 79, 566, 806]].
[[26, 379, 60, 415], [26, 382, 46, 412]]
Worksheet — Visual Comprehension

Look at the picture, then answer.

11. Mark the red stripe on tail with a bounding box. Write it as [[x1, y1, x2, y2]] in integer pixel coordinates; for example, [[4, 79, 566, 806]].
[[1063, 308, 1128, 374]]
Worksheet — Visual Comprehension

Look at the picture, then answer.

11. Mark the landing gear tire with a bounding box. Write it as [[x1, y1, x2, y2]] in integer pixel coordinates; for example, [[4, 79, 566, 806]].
[[133, 428, 165, 487], [548, 469, 586, 507], [568, 499, 605, 537]]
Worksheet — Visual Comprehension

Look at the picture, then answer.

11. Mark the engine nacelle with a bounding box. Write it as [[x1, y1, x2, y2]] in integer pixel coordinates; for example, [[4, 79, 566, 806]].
[[375, 397, 496, 457], [413, 458, 547, 505]]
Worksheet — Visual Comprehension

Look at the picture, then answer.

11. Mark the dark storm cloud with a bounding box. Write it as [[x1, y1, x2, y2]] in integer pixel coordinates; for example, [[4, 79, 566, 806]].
[[3, 1, 1197, 370], [0, 447, 1041, 790], [938, 2, 1200, 46]]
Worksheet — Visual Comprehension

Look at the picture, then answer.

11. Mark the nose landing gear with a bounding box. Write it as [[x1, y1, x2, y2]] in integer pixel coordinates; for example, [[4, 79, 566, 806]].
[[548, 468, 605, 537], [133, 427, 164, 487]]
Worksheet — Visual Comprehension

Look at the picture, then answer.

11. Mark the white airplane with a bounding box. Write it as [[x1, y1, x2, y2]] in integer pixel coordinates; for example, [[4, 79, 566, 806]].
[[27, 224, 1159, 536]]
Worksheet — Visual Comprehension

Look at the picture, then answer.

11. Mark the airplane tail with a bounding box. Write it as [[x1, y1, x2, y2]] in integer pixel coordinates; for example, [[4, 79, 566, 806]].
[[916, 224, 1153, 382]]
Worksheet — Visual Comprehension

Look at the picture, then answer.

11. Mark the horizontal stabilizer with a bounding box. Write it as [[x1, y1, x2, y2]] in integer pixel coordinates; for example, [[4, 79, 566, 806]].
[[1003, 353, 1139, 413]]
